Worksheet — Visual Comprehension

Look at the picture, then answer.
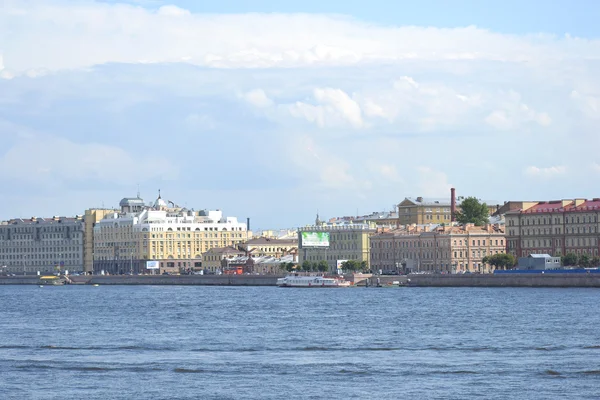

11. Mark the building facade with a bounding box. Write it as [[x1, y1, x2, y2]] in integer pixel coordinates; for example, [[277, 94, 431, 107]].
[[202, 246, 246, 272], [298, 223, 377, 272], [84, 208, 119, 274], [93, 194, 249, 274], [239, 237, 298, 258], [397, 197, 453, 225], [370, 224, 506, 274], [505, 199, 600, 259], [0, 216, 84, 275]]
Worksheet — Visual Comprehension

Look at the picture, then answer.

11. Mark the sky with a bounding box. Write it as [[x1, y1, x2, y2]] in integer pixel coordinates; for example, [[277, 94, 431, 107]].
[[1, 1, 599, 230]]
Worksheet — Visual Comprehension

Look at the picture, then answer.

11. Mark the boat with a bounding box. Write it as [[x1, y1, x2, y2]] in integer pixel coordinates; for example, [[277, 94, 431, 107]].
[[38, 276, 65, 286], [276, 274, 351, 288]]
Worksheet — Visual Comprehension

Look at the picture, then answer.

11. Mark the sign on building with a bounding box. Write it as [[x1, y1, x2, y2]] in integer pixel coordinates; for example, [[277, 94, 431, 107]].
[[146, 260, 160, 270], [301, 232, 330, 247]]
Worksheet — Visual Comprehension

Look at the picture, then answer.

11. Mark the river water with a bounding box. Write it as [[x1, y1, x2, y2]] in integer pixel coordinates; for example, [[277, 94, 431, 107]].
[[0, 285, 598, 399]]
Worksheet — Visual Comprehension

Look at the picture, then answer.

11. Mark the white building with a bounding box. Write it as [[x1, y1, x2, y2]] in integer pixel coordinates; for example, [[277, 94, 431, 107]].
[[93, 193, 249, 274]]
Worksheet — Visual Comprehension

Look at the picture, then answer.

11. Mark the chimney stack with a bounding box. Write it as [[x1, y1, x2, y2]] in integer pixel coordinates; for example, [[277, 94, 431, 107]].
[[451, 188, 456, 222]]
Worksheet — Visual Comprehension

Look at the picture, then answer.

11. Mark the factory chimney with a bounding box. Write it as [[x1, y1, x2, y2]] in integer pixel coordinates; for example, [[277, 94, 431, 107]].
[[451, 188, 456, 222]]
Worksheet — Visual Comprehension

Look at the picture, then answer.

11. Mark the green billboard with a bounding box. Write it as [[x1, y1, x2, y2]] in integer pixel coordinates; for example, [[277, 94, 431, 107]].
[[301, 231, 330, 247]]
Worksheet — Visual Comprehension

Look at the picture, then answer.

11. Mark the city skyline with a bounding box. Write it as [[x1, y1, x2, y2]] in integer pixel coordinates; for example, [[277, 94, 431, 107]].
[[1, 1, 599, 228]]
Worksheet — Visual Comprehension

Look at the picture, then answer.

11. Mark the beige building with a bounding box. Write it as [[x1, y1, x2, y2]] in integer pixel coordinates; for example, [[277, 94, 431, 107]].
[[93, 193, 249, 274], [239, 237, 298, 258], [370, 224, 506, 274], [298, 222, 377, 272], [505, 198, 600, 259], [202, 246, 246, 272], [84, 208, 119, 274]]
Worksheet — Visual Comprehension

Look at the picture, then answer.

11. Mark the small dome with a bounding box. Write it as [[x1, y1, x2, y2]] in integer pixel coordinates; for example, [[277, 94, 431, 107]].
[[153, 190, 167, 208]]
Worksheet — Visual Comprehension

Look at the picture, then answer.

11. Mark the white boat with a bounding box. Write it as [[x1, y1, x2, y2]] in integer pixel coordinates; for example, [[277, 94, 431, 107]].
[[276, 275, 351, 288]]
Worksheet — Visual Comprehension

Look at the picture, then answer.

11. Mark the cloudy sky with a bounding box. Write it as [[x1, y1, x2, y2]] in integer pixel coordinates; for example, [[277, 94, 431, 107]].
[[1, 1, 599, 229]]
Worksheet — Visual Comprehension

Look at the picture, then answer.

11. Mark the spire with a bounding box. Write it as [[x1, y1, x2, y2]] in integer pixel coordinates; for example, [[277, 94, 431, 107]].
[[315, 211, 322, 226], [158, 189, 161, 199]]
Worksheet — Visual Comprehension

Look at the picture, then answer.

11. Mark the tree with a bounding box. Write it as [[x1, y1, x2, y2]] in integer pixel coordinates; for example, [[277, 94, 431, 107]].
[[562, 253, 578, 267], [578, 253, 591, 268], [317, 260, 329, 272], [341, 260, 360, 272], [454, 197, 489, 226], [284, 262, 296, 272], [302, 261, 313, 272], [360, 261, 368, 272], [482, 253, 516, 270], [592, 257, 600, 268]]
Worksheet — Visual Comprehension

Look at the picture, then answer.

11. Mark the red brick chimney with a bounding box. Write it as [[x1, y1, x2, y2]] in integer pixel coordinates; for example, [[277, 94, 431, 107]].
[[451, 187, 456, 222]]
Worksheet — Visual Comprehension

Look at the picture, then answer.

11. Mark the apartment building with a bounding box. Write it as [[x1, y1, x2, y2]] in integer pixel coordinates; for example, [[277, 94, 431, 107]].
[[93, 193, 249, 274], [298, 222, 377, 272], [370, 223, 506, 274], [0, 216, 84, 275], [505, 199, 600, 258]]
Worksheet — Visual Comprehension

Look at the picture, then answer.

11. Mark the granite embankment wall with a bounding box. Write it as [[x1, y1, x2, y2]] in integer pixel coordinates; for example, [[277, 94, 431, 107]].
[[2, 274, 600, 287], [407, 273, 600, 288]]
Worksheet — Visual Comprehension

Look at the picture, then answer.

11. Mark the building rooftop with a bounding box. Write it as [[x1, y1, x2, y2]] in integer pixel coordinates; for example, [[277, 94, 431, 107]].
[[245, 237, 297, 246]]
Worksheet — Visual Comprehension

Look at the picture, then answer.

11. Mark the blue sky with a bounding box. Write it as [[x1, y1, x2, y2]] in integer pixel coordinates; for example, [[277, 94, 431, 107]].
[[1, 1, 599, 230], [104, 0, 600, 37]]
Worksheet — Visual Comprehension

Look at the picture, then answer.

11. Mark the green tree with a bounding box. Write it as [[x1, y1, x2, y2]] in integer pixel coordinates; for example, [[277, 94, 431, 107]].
[[302, 261, 313, 272], [562, 253, 578, 267], [482, 253, 516, 270], [317, 260, 329, 272], [454, 197, 489, 226], [285, 262, 296, 272], [578, 254, 591, 268], [360, 261, 368, 272], [592, 256, 600, 268], [341, 260, 360, 272]]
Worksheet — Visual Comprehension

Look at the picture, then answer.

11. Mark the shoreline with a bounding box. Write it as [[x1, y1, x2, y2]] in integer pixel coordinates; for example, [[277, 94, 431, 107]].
[[2, 273, 600, 287]]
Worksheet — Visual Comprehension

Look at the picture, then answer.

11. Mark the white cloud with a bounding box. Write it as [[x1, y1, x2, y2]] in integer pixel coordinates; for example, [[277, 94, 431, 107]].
[[485, 90, 551, 130], [287, 87, 364, 128], [523, 165, 566, 179], [240, 89, 273, 108], [2, 1, 600, 74]]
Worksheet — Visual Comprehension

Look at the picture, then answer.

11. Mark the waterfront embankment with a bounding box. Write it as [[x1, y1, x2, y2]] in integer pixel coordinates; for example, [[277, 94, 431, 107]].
[[407, 273, 600, 287], [1, 273, 600, 287]]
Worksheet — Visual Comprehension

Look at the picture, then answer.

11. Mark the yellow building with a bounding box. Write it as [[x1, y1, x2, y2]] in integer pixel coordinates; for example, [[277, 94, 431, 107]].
[[398, 197, 453, 225], [298, 223, 377, 272], [84, 208, 119, 274], [93, 194, 249, 274], [398, 196, 500, 225]]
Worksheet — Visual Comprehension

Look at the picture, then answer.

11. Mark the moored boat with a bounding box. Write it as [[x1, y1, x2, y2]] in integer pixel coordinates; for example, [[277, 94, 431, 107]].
[[276, 274, 351, 288]]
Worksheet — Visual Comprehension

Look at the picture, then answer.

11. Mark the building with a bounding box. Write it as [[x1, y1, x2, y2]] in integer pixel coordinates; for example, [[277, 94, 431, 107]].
[[0, 216, 84, 275], [93, 193, 249, 274], [397, 197, 454, 225], [83, 208, 119, 274], [517, 254, 561, 270], [370, 223, 506, 274], [202, 246, 246, 272], [505, 198, 600, 259], [221, 254, 297, 275], [239, 237, 298, 258], [298, 220, 377, 272], [329, 211, 399, 227], [397, 188, 501, 226]]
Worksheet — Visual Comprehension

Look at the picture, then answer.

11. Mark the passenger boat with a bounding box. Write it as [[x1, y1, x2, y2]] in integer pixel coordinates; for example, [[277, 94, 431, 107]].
[[276, 274, 351, 288]]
